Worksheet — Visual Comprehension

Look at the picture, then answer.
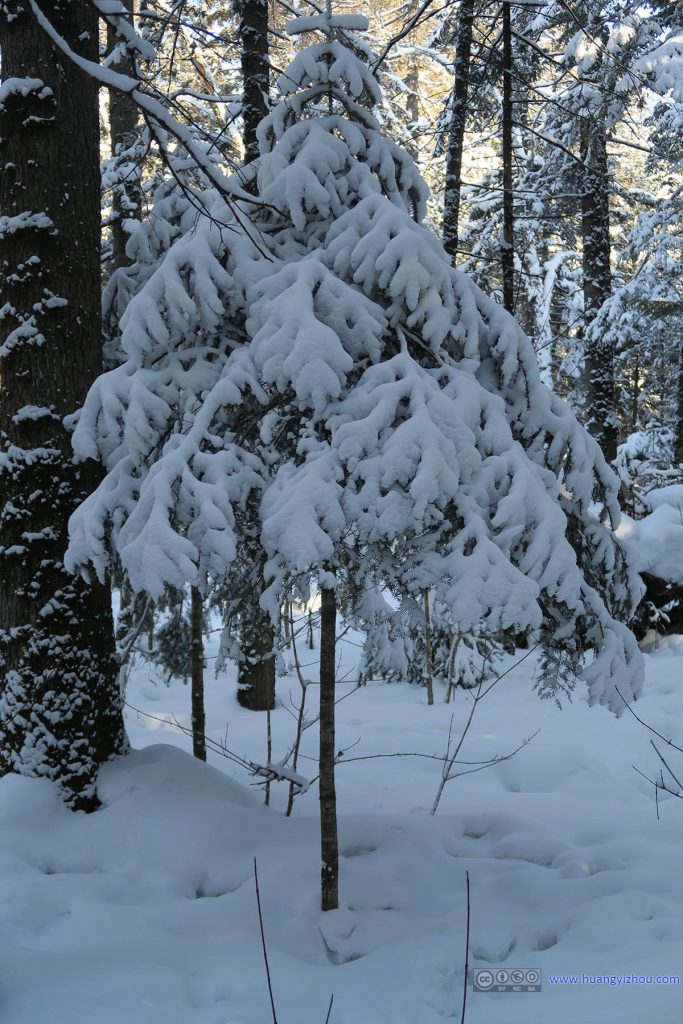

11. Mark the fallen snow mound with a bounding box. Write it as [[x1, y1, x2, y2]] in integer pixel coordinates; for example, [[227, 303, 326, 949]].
[[2, 643, 683, 1024]]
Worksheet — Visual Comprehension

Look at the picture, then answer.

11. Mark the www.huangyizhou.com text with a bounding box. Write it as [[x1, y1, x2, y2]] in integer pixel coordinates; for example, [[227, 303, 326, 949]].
[[548, 973, 680, 987]]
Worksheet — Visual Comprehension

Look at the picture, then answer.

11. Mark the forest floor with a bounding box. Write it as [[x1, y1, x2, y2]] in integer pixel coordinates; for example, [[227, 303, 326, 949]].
[[1, 622, 683, 1024]]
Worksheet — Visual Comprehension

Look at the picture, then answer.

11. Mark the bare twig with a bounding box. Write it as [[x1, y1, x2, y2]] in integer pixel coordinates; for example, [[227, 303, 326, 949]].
[[254, 859, 279, 1024], [461, 871, 471, 1024], [615, 687, 683, 755], [372, 0, 439, 75], [432, 645, 541, 813], [286, 600, 309, 816], [621, 688, 683, 810], [116, 594, 154, 668], [651, 740, 683, 793], [422, 588, 435, 706], [265, 709, 272, 807]]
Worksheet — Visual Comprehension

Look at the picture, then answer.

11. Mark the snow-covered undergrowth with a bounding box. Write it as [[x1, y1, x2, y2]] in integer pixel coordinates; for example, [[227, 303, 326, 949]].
[[2, 627, 683, 1024]]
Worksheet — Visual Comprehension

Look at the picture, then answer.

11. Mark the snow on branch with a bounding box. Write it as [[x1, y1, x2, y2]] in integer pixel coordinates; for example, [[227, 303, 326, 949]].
[[27, 0, 271, 251]]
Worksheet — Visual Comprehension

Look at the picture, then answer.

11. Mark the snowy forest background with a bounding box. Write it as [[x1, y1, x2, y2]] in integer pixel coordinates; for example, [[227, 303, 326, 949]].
[[1, 1, 683, 1022]]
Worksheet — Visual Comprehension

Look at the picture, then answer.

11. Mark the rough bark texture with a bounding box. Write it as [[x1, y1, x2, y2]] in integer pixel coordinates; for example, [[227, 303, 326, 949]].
[[236, 4, 274, 705], [0, 0, 126, 810], [236, 625, 275, 711], [239, 0, 269, 166], [190, 587, 206, 762], [442, 0, 475, 262], [235, 558, 276, 711], [107, 0, 142, 271], [319, 585, 339, 912], [581, 120, 617, 462], [501, 0, 515, 314], [675, 343, 683, 466]]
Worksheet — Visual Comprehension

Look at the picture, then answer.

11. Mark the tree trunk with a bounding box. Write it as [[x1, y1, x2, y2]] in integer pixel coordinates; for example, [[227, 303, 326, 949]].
[[0, 0, 126, 810], [422, 588, 435, 705], [675, 343, 683, 467], [107, 0, 142, 271], [319, 585, 339, 911], [237, 4, 272, 701], [190, 587, 206, 761], [236, 583, 276, 711], [443, 0, 475, 262], [629, 356, 639, 435], [239, 0, 269, 167], [237, 647, 275, 710], [405, 51, 420, 161], [581, 118, 617, 462], [501, 0, 515, 314]]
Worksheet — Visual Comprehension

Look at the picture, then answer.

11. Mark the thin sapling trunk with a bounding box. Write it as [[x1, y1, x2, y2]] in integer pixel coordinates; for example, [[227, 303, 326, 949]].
[[190, 586, 206, 761], [319, 584, 339, 911]]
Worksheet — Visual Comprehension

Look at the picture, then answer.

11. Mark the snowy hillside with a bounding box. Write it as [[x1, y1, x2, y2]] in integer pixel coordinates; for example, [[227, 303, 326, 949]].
[[1, 625, 682, 1024]]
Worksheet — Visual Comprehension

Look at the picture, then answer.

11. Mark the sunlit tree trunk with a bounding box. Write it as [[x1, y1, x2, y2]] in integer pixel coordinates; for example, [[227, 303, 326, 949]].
[[107, 0, 142, 270], [239, 0, 269, 165], [443, 0, 475, 262]]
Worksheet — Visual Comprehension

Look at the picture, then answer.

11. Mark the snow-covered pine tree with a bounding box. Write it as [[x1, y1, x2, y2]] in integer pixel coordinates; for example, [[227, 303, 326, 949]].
[[354, 587, 503, 695], [0, 0, 126, 809], [626, 13, 683, 467], [66, 12, 643, 906], [526, 0, 659, 459]]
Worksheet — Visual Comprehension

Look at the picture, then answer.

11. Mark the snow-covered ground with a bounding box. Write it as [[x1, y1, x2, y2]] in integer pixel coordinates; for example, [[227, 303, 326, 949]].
[[2, 623, 683, 1024]]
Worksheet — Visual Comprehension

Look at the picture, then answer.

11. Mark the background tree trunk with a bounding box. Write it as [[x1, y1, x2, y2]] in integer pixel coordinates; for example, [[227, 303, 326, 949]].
[[236, 8, 274, 706], [239, 0, 270, 166], [675, 343, 683, 467], [107, 0, 142, 271], [190, 587, 206, 761], [443, 0, 475, 262], [403, 0, 420, 163], [319, 585, 339, 911], [237, 643, 275, 710], [236, 560, 276, 712], [501, 0, 515, 314], [0, 0, 126, 810], [422, 588, 435, 706], [581, 119, 617, 461]]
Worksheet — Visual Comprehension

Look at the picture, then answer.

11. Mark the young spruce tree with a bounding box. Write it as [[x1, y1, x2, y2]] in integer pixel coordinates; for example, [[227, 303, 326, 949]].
[[67, 14, 642, 907]]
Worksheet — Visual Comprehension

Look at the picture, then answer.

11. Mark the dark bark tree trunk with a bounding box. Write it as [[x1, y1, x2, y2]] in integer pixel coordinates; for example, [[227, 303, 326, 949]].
[[236, 560, 275, 712], [319, 585, 339, 911], [236, 7, 273, 706], [237, 633, 275, 710], [107, 0, 142, 271], [581, 119, 617, 462], [675, 344, 683, 467], [443, 0, 475, 262], [629, 356, 639, 435], [0, 0, 126, 810], [422, 588, 434, 706], [239, 0, 270, 167], [190, 587, 206, 761], [501, 0, 515, 314]]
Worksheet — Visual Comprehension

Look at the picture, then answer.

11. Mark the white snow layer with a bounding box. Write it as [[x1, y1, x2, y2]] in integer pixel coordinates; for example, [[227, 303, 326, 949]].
[[1, 627, 682, 1024]]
